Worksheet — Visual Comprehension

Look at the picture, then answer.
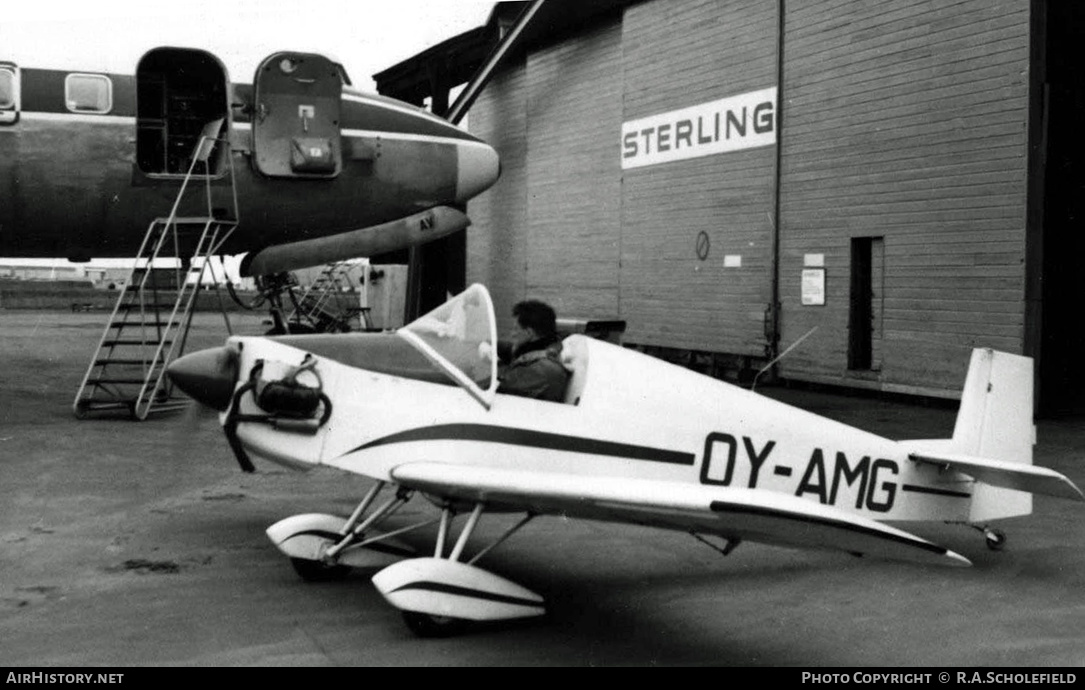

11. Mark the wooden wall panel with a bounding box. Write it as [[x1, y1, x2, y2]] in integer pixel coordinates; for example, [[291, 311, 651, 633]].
[[466, 62, 529, 332], [777, 0, 1031, 395], [466, 0, 1033, 398], [620, 0, 779, 355], [524, 20, 624, 322]]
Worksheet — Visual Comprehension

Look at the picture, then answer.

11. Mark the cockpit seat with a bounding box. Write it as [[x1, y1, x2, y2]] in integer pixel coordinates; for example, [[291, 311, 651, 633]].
[[560, 335, 589, 405]]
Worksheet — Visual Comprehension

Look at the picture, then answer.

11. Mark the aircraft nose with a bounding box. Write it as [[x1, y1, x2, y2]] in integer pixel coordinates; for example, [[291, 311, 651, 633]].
[[454, 141, 501, 203], [167, 346, 239, 411]]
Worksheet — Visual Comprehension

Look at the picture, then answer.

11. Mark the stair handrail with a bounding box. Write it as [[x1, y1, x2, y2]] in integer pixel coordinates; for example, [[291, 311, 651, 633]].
[[133, 130, 240, 417]]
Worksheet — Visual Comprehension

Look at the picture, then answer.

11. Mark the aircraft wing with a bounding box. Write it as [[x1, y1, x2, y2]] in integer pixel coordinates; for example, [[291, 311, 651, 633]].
[[908, 451, 1085, 502], [389, 462, 971, 567]]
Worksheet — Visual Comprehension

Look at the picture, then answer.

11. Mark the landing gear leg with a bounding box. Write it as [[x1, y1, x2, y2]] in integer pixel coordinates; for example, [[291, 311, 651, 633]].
[[322, 483, 412, 562], [371, 504, 544, 637], [396, 504, 486, 637], [268, 482, 427, 580]]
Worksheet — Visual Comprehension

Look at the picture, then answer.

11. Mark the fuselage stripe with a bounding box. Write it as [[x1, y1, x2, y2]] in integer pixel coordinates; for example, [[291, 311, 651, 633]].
[[389, 581, 542, 608], [10, 112, 485, 149], [351, 424, 696, 466], [17, 111, 135, 125], [708, 501, 949, 555], [900, 484, 972, 498], [341, 92, 448, 124], [340, 128, 494, 148]]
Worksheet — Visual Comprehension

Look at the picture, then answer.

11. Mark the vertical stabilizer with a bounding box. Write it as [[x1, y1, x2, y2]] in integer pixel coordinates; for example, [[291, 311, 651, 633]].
[[952, 349, 1036, 521]]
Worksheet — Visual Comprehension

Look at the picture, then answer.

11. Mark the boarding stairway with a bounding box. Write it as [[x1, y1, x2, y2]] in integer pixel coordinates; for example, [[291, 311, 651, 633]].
[[73, 126, 238, 420]]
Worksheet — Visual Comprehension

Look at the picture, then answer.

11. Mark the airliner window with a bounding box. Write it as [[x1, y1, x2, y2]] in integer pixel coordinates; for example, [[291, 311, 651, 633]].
[[0, 68, 14, 109], [65, 74, 112, 114]]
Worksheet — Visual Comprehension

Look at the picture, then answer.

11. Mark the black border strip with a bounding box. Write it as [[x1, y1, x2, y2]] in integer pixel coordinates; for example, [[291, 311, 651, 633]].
[[351, 423, 696, 466], [901, 484, 972, 499], [390, 581, 542, 608], [709, 501, 949, 556]]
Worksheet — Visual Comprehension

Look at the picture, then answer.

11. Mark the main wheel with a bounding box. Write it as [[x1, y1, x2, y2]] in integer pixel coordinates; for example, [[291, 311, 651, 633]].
[[290, 557, 350, 582], [401, 611, 468, 638], [984, 529, 1007, 551]]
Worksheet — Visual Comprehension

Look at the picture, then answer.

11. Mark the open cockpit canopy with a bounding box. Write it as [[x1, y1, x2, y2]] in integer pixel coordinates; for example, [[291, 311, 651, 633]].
[[397, 284, 498, 408]]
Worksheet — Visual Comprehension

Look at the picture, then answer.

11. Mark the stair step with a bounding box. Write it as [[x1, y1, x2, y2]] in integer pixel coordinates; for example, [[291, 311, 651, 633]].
[[89, 378, 153, 385], [119, 302, 179, 310], [135, 400, 190, 416], [101, 339, 173, 346], [76, 194, 237, 421], [109, 321, 181, 329], [75, 401, 133, 413], [93, 358, 163, 366]]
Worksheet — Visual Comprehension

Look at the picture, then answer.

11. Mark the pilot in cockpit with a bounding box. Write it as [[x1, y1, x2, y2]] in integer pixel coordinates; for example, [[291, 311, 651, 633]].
[[497, 300, 569, 402]]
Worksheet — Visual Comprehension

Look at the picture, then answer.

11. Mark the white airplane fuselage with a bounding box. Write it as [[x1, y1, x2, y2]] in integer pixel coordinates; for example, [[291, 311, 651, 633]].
[[164, 283, 1081, 633], [228, 335, 976, 525]]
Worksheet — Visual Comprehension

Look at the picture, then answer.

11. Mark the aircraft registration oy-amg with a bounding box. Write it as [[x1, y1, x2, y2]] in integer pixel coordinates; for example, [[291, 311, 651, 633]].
[[167, 283, 1084, 637], [0, 47, 499, 277]]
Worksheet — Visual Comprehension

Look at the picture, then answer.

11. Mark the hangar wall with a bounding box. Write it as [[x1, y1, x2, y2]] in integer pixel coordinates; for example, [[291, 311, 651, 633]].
[[466, 60, 530, 330], [467, 0, 1031, 399], [469, 20, 624, 327], [777, 1, 1030, 395], [621, 0, 779, 357]]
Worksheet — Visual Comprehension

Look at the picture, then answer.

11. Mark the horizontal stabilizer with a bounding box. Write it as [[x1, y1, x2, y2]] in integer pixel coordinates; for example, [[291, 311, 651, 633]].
[[391, 462, 971, 568], [909, 452, 1085, 502]]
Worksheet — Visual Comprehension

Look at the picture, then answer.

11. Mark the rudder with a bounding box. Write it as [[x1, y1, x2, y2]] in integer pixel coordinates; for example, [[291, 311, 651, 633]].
[[952, 348, 1036, 521]]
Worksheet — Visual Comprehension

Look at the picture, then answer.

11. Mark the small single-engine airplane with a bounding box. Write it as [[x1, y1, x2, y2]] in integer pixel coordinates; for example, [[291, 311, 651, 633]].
[[167, 284, 1084, 636]]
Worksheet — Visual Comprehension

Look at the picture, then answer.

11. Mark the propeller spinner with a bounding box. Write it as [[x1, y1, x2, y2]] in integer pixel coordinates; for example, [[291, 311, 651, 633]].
[[167, 345, 240, 411]]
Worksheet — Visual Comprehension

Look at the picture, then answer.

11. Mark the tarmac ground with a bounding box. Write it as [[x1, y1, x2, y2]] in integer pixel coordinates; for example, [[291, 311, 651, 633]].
[[1, 310, 1083, 667]]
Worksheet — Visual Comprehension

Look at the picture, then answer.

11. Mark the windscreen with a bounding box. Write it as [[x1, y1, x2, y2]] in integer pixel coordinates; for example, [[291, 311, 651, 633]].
[[397, 284, 498, 407]]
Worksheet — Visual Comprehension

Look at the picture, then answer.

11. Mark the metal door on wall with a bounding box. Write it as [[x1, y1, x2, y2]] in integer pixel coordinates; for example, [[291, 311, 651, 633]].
[[253, 52, 342, 178]]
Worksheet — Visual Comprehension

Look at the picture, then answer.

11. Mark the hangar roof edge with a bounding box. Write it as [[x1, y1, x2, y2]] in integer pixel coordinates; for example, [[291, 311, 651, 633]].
[[373, 0, 637, 105]]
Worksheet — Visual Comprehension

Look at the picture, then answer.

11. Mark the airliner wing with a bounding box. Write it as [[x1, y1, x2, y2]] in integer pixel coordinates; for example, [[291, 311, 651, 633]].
[[389, 462, 970, 567]]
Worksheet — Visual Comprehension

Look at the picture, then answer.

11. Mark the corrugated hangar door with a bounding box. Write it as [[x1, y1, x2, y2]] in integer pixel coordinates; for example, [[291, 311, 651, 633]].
[[465, 62, 530, 333], [619, 0, 780, 357], [776, 1, 1030, 395], [524, 20, 624, 320], [468, 19, 624, 331]]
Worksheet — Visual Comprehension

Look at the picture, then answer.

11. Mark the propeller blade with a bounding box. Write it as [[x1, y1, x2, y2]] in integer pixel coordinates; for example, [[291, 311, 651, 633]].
[[170, 396, 221, 462]]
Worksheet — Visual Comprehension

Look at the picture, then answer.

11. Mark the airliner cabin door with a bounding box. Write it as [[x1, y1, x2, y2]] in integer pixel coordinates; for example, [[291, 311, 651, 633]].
[[252, 52, 343, 178]]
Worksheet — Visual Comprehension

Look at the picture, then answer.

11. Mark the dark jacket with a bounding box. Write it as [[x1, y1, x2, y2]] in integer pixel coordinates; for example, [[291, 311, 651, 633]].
[[498, 338, 568, 402]]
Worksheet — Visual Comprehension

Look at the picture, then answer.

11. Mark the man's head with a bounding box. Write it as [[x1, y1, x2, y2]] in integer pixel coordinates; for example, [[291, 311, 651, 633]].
[[511, 299, 557, 349]]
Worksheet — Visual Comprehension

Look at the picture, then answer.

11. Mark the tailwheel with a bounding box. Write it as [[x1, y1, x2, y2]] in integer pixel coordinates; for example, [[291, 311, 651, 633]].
[[290, 557, 350, 582], [401, 611, 468, 638], [984, 528, 1007, 552]]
